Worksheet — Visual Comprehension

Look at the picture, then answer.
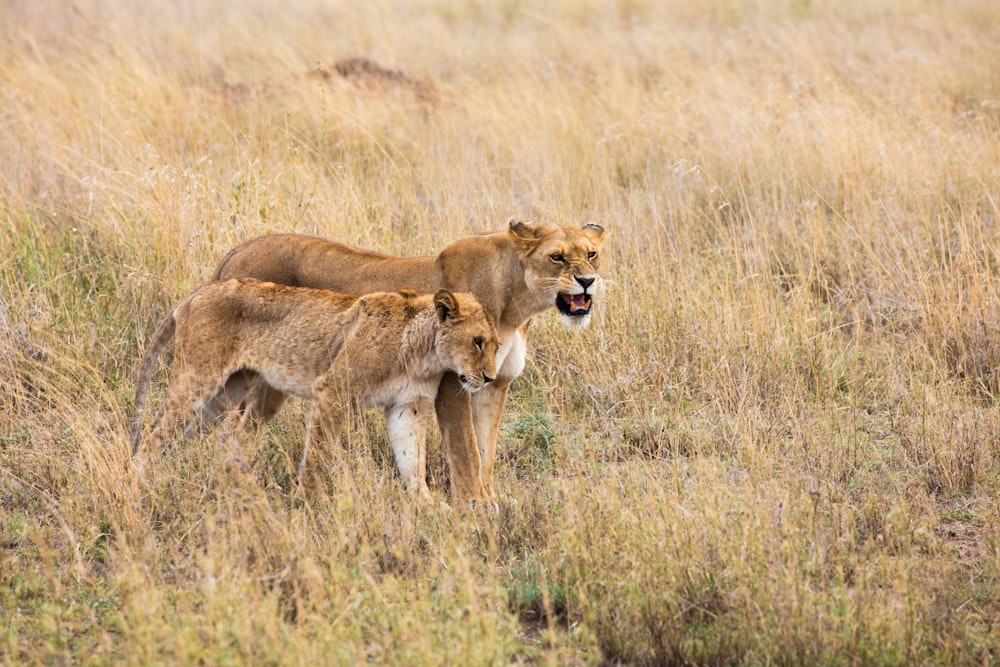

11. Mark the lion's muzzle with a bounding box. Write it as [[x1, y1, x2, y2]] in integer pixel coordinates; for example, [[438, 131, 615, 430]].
[[557, 275, 596, 317], [459, 373, 493, 393]]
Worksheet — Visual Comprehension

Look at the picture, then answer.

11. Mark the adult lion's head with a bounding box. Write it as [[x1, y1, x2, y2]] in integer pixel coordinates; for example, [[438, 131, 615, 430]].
[[508, 219, 608, 329]]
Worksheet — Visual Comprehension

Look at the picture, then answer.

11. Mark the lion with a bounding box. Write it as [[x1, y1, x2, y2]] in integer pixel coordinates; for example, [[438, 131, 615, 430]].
[[129, 279, 499, 502], [134, 219, 608, 500]]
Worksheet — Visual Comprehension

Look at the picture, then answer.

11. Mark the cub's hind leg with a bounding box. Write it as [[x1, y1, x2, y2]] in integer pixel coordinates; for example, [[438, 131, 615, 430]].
[[236, 377, 288, 429], [142, 370, 233, 455], [206, 369, 257, 425]]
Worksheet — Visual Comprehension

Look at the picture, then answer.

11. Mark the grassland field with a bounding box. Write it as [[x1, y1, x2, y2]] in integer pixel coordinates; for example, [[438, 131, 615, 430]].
[[1, 0, 1000, 664]]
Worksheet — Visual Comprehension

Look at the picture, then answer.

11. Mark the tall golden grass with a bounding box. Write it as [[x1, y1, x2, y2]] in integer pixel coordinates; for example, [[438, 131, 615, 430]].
[[2, 0, 999, 663]]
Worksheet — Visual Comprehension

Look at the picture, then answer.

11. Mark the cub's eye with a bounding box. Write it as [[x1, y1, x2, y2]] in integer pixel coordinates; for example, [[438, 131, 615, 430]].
[[549, 253, 565, 264], [587, 251, 598, 261], [474, 336, 485, 351]]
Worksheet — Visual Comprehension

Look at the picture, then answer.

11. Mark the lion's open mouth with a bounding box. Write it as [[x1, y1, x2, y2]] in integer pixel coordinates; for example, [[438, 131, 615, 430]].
[[556, 293, 592, 317]]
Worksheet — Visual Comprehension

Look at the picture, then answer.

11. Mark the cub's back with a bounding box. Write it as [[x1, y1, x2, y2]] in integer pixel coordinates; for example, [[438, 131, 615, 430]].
[[175, 279, 361, 353]]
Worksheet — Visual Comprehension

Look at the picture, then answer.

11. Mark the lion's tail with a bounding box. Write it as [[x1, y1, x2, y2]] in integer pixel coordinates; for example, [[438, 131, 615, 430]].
[[128, 312, 177, 455]]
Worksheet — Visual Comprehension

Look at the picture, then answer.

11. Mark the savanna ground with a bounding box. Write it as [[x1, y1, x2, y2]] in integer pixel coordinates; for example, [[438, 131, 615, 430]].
[[2, 0, 999, 664]]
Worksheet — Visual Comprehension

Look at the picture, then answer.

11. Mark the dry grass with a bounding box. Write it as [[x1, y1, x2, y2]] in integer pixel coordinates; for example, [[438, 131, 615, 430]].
[[2, 0, 1000, 663]]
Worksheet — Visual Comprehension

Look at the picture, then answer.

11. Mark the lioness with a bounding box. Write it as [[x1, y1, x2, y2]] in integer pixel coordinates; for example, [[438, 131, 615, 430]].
[[130, 279, 499, 502], [142, 219, 608, 500]]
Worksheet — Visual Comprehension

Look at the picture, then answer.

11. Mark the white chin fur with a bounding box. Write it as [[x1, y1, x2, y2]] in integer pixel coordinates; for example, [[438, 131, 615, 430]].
[[561, 313, 592, 330]]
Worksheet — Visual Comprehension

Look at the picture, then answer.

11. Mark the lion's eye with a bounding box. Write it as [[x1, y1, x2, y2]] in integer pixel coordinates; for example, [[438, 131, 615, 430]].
[[587, 251, 598, 261], [474, 336, 485, 351], [550, 253, 565, 264]]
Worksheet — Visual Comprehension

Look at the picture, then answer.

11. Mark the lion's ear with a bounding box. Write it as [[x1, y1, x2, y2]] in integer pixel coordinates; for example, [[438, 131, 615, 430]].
[[434, 289, 461, 322], [581, 223, 608, 244], [508, 218, 541, 241]]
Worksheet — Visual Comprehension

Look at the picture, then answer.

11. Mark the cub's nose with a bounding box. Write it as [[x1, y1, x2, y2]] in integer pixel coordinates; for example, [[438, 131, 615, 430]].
[[576, 276, 595, 290]]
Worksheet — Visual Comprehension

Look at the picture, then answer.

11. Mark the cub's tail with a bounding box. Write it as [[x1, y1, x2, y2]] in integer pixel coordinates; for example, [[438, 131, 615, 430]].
[[128, 313, 177, 455]]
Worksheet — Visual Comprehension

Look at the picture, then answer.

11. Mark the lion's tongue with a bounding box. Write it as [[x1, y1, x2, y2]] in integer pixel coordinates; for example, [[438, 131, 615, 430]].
[[567, 294, 588, 312]]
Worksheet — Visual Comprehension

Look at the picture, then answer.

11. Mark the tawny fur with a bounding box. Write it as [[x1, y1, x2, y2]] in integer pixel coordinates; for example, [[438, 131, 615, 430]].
[[131, 280, 498, 502], [133, 220, 608, 500]]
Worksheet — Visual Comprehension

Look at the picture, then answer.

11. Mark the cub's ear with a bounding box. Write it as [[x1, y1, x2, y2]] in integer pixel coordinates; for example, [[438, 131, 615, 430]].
[[434, 289, 461, 322], [581, 223, 608, 244], [508, 218, 541, 240]]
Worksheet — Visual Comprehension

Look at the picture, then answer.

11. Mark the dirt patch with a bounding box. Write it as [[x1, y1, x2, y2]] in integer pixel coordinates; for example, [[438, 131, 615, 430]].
[[220, 57, 437, 105], [937, 498, 993, 567]]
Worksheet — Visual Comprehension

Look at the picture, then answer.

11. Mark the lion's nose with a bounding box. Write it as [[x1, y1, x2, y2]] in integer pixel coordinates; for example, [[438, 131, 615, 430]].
[[576, 276, 595, 290], [483, 375, 495, 384]]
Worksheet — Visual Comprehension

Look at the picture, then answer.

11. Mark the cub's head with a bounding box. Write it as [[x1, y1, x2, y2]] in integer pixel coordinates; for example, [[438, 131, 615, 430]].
[[509, 219, 609, 329], [433, 289, 499, 393]]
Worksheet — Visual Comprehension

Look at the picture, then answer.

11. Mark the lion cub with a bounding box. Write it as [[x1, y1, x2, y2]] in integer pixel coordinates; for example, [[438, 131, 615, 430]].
[[131, 279, 499, 502]]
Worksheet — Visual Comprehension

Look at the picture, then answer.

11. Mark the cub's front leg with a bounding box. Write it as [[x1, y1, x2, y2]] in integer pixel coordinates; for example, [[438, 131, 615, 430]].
[[384, 398, 434, 503]]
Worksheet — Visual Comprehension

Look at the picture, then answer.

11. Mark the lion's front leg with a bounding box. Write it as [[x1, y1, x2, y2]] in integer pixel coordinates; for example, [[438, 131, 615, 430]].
[[470, 323, 527, 498], [434, 372, 487, 501], [384, 399, 433, 503], [471, 376, 514, 498]]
